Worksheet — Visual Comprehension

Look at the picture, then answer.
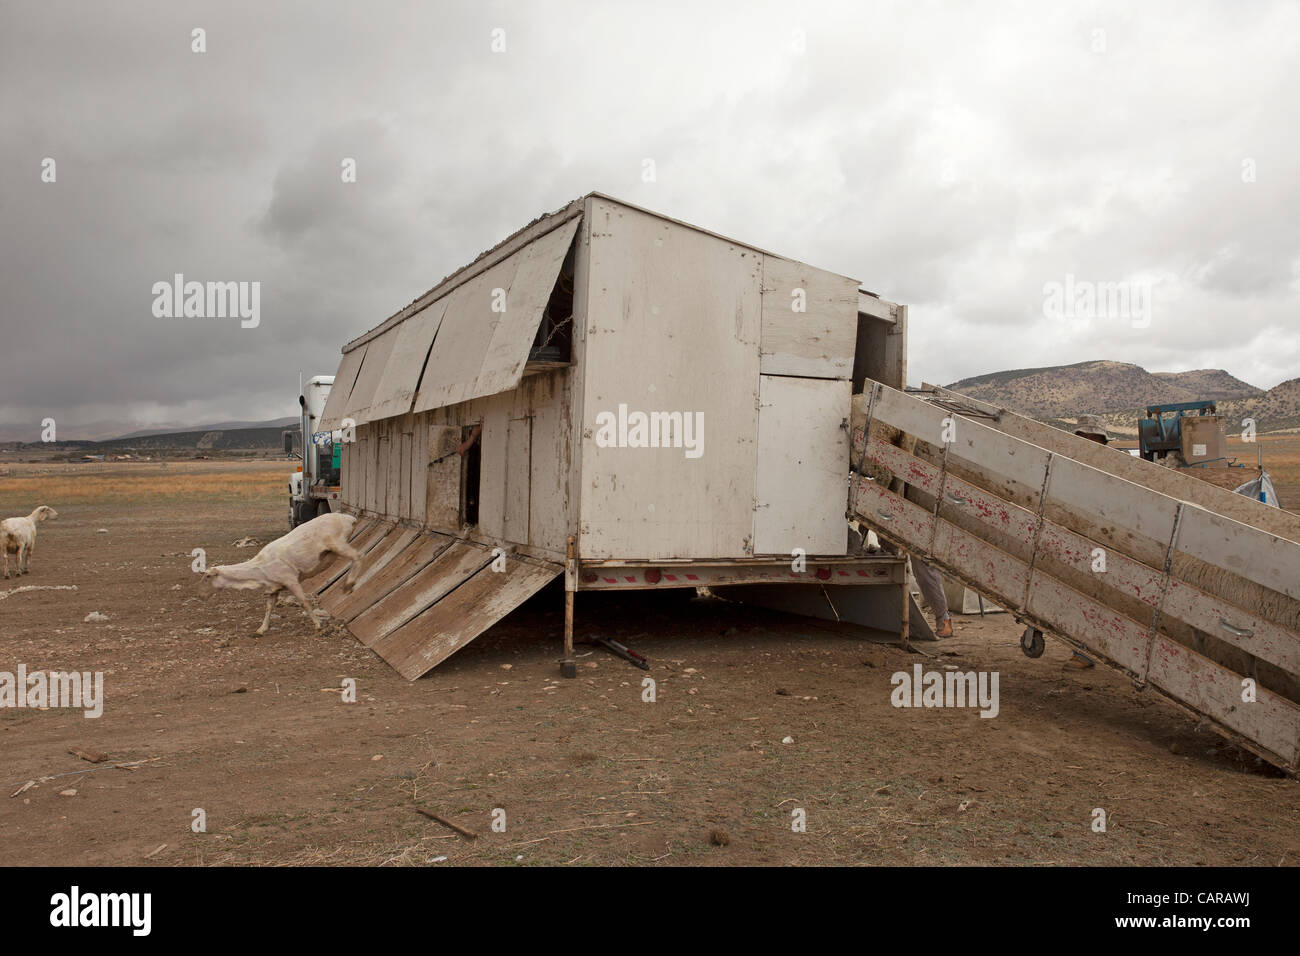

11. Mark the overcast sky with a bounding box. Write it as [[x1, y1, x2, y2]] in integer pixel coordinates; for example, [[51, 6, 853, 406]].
[[2, 1, 1297, 439]]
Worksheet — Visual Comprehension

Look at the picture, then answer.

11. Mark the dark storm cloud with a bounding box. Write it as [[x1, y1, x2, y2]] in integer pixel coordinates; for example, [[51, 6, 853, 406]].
[[1, 0, 1297, 440]]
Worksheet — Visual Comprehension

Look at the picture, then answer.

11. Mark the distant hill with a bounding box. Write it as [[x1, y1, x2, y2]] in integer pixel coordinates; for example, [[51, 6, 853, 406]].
[[0, 416, 297, 445], [945, 360, 1262, 424], [1150, 369, 1263, 402], [113, 417, 297, 440], [1220, 378, 1300, 433]]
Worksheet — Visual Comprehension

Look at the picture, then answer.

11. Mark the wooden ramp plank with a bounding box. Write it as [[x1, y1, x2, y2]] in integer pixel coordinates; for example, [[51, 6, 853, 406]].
[[375, 560, 561, 680], [319, 526, 420, 614], [331, 531, 454, 623], [348, 542, 494, 647], [303, 521, 391, 595], [347, 517, 376, 542]]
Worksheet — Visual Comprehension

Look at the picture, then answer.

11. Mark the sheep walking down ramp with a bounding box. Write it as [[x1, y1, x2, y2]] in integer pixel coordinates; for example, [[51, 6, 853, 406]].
[[201, 512, 365, 635], [850, 381, 1300, 774]]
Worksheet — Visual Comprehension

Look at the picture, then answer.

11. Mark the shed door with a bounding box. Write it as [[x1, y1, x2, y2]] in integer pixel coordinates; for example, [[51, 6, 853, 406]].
[[752, 375, 850, 556]]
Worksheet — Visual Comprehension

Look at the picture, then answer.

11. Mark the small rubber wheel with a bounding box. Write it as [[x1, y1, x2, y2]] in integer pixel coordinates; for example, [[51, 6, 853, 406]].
[[1021, 626, 1045, 658]]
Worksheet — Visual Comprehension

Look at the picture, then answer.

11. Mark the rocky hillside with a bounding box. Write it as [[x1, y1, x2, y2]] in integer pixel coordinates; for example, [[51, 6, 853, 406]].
[[1151, 369, 1263, 402], [945, 361, 1260, 421], [1220, 377, 1300, 433]]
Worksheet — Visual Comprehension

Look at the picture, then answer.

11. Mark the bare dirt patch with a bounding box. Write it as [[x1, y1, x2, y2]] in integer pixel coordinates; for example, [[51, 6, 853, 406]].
[[0, 462, 1295, 866]]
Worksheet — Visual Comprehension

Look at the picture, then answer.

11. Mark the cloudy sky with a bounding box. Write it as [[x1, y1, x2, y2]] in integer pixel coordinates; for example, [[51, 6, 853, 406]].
[[2, 1, 1297, 439]]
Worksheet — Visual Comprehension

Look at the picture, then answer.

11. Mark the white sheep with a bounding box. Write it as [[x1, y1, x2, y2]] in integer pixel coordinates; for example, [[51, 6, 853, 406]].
[[1, 505, 58, 579], [200, 512, 364, 635]]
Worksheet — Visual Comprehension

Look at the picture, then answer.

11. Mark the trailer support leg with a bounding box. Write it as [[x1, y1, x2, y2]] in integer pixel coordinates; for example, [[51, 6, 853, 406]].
[[561, 535, 577, 679], [899, 573, 911, 652]]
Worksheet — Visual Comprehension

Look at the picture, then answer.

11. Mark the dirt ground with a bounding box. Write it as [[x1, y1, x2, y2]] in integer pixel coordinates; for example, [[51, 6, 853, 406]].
[[0, 461, 1296, 866]]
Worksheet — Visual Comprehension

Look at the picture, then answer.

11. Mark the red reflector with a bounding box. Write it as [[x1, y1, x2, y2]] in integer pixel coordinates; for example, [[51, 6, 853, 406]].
[[645, 568, 661, 584]]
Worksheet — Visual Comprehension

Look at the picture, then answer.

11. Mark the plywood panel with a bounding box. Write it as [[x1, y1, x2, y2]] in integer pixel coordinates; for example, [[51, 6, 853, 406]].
[[319, 344, 367, 431], [358, 432, 370, 512], [398, 427, 413, 520], [340, 432, 353, 507], [364, 429, 379, 514], [386, 421, 402, 519], [410, 415, 428, 525], [760, 256, 858, 379], [527, 377, 569, 555], [349, 542, 494, 646], [342, 327, 399, 426], [504, 417, 532, 544], [753, 375, 850, 555], [475, 218, 581, 397], [413, 257, 520, 413], [377, 425, 391, 516], [477, 396, 510, 540], [374, 560, 561, 679], [579, 197, 762, 559], [366, 298, 449, 422], [425, 424, 462, 531]]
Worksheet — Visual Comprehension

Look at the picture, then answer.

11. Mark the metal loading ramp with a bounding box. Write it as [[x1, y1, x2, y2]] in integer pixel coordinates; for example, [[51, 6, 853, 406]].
[[849, 381, 1300, 773], [322, 527, 562, 680]]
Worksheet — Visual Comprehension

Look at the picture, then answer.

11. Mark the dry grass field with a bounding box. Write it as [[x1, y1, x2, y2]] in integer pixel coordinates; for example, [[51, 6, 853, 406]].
[[0, 458, 1296, 867]]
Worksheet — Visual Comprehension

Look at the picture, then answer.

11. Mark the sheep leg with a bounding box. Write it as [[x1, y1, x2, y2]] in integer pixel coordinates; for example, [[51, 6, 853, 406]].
[[284, 576, 327, 630], [255, 593, 276, 636], [2, 548, 8, 579], [17, 543, 28, 575], [335, 543, 365, 593]]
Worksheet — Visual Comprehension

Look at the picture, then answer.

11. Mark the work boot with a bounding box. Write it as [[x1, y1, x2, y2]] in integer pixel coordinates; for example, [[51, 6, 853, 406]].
[[934, 614, 953, 639], [1064, 652, 1095, 670]]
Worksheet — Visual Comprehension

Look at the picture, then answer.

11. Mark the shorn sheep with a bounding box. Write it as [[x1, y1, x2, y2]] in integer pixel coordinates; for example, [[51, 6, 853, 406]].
[[200, 512, 364, 635], [1, 505, 58, 579]]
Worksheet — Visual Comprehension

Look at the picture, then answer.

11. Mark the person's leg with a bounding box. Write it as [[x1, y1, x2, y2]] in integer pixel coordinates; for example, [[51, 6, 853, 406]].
[[910, 557, 952, 637]]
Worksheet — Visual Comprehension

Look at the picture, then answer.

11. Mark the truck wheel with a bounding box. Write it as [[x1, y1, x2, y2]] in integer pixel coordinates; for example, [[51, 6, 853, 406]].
[[295, 500, 317, 526], [315, 500, 331, 519]]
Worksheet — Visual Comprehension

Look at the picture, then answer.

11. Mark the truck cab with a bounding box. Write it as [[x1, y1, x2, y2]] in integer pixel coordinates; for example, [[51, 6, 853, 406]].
[[286, 374, 342, 527]]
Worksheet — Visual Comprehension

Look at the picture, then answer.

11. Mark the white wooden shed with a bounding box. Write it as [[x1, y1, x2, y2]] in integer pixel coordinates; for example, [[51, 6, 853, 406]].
[[316, 193, 916, 679]]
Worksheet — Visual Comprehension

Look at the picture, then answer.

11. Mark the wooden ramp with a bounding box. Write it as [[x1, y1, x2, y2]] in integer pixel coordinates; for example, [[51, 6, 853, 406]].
[[335, 528, 562, 680], [848, 382, 1300, 773]]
